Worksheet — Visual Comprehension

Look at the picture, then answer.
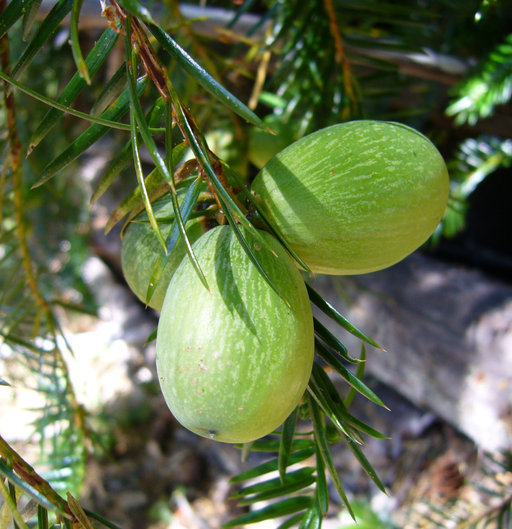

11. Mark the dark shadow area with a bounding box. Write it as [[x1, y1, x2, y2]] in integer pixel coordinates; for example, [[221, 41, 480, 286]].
[[432, 167, 512, 282], [213, 228, 258, 336]]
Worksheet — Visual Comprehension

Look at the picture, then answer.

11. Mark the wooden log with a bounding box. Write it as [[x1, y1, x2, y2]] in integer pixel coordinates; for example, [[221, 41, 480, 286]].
[[312, 252, 512, 452]]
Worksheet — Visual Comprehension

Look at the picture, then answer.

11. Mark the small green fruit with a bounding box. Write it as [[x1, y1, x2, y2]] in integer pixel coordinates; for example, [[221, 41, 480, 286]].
[[251, 120, 450, 275], [156, 225, 314, 443], [121, 198, 205, 310]]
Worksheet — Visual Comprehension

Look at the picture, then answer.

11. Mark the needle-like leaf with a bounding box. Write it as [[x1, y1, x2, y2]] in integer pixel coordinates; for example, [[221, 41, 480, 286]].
[[315, 340, 387, 408], [21, 0, 42, 39], [90, 63, 127, 116], [11, 0, 73, 79], [275, 513, 307, 529], [227, 166, 312, 273], [37, 504, 49, 529], [311, 362, 388, 440], [104, 142, 189, 233], [314, 443, 328, 515], [223, 496, 312, 528], [32, 76, 148, 187], [308, 394, 355, 521], [239, 438, 314, 453], [117, 0, 156, 24], [147, 23, 265, 129], [298, 505, 321, 529], [344, 344, 367, 408], [70, 0, 90, 83], [90, 142, 133, 205], [229, 448, 315, 484], [0, 0, 36, 39], [130, 109, 167, 253], [307, 371, 352, 440], [29, 26, 119, 151], [0, 70, 134, 138], [314, 317, 362, 364], [306, 284, 382, 350], [168, 85, 287, 299], [233, 468, 316, 506], [125, 18, 208, 290], [145, 176, 205, 304], [343, 435, 387, 494], [278, 407, 298, 482]]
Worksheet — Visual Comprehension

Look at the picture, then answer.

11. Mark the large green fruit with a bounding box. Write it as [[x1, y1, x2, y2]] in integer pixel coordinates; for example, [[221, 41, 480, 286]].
[[121, 198, 206, 310], [156, 225, 314, 443], [251, 120, 450, 275]]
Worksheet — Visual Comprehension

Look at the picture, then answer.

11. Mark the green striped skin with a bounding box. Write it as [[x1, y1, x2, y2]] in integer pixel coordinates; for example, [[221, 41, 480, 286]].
[[121, 199, 205, 311], [156, 226, 314, 443], [251, 120, 450, 275]]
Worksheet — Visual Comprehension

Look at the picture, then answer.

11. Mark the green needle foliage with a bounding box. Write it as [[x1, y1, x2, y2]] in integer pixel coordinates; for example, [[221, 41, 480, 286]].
[[0, 1, 511, 529], [447, 32, 512, 125]]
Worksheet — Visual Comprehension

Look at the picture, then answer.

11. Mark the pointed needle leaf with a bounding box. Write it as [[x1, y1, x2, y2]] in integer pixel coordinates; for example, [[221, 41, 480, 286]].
[[228, 213, 290, 306], [0, 70, 133, 137], [11, 0, 73, 79], [314, 443, 329, 515], [314, 317, 361, 364], [344, 344, 367, 408], [306, 284, 383, 350], [145, 176, 205, 305], [70, 0, 90, 83], [90, 63, 126, 116], [147, 23, 264, 128], [311, 362, 388, 439], [90, 142, 133, 205], [0, 0, 37, 39], [223, 497, 311, 528], [232, 468, 315, 500], [229, 448, 315, 484], [315, 340, 387, 409], [32, 76, 148, 187], [169, 95, 282, 298], [125, 22, 207, 290], [237, 474, 316, 506], [105, 167, 163, 233], [30, 26, 119, 150], [344, 435, 387, 494], [22, 0, 42, 39], [117, 0, 156, 24], [307, 394, 355, 521], [170, 92, 275, 259], [278, 406, 298, 482], [130, 111, 167, 253], [227, 166, 311, 273]]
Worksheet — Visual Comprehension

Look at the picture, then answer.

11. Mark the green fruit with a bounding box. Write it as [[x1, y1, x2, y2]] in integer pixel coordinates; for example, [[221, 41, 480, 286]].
[[156, 225, 314, 443], [251, 120, 450, 275], [121, 198, 206, 310]]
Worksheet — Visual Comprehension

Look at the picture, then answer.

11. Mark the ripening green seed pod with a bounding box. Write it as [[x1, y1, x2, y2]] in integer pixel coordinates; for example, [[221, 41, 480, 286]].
[[251, 120, 450, 275], [121, 198, 206, 310], [156, 225, 314, 443]]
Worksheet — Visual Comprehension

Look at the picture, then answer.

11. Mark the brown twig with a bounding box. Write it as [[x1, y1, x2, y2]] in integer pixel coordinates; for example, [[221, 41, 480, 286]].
[[107, 0, 247, 221], [322, 0, 358, 118], [0, 14, 48, 315], [0, 0, 88, 472], [0, 435, 73, 521]]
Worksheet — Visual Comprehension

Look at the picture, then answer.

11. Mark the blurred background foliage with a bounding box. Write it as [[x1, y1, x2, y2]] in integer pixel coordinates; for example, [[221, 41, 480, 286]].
[[1, 0, 512, 528]]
